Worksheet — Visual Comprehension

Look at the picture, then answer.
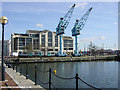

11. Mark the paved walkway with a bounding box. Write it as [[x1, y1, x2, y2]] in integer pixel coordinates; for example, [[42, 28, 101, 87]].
[[0, 71, 20, 89], [5, 66, 44, 89]]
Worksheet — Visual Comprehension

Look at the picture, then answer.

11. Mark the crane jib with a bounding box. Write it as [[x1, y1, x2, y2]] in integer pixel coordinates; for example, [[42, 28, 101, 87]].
[[72, 7, 92, 36], [56, 4, 76, 35]]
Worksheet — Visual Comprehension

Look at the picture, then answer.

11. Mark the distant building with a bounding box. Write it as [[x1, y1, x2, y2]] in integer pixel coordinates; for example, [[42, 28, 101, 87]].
[[0, 40, 11, 57], [11, 30, 74, 56], [0, 41, 1, 56]]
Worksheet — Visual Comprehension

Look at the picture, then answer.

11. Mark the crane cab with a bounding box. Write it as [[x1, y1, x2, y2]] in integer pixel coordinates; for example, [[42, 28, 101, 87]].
[[76, 30, 80, 35], [59, 26, 65, 34]]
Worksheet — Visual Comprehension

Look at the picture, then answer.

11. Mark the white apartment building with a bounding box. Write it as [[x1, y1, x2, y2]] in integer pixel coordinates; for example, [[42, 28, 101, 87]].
[[11, 30, 74, 56]]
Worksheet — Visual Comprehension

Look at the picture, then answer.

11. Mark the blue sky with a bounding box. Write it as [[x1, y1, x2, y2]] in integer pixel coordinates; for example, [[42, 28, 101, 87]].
[[1, 2, 118, 50]]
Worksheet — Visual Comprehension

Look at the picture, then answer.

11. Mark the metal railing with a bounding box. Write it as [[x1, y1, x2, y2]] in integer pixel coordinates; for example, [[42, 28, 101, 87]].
[[9, 62, 101, 90], [5, 83, 12, 90]]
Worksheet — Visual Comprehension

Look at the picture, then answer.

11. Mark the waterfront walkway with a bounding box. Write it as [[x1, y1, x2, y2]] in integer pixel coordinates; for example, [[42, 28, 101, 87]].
[[0, 71, 20, 89], [0, 63, 44, 89]]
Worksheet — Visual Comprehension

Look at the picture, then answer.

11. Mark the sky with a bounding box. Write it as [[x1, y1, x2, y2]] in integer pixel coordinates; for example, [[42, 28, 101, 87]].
[[0, 2, 118, 51]]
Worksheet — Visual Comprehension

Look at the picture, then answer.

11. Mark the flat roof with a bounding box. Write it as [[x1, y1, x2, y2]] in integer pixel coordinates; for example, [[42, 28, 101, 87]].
[[26, 30, 41, 33], [13, 33, 29, 36], [63, 36, 73, 39]]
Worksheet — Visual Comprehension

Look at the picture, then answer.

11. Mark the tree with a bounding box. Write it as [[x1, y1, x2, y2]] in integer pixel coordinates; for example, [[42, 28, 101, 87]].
[[88, 42, 97, 56], [23, 43, 33, 56]]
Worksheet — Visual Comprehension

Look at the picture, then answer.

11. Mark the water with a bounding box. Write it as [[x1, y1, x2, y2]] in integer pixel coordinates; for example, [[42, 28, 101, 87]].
[[16, 61, 118, 88]]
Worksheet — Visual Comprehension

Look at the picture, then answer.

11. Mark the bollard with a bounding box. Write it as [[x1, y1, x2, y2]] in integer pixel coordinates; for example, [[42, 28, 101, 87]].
[[75, 73, 78, 90], [26, 62, 28, 79], [54, 70, 56, 74], [34, 64, 37, 85], [49, 68, 51, 90]]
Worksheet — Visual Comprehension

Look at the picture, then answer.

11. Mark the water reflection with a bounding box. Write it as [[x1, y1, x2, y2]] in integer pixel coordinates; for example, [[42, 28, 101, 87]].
[[17, 61, 118, 88]]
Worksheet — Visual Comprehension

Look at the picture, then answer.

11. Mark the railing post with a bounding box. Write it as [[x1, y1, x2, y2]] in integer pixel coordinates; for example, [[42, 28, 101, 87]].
[[20, 61, 22, 76], [75, 73, 78, 90], [26, 62, 28, 79], [13, 63, 15, 70], [34, 64, 37, 85], [49, 68, 51, 90], [16, 62, 17, 72]]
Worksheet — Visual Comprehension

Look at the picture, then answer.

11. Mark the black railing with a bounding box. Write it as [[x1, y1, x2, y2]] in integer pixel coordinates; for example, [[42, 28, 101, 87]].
[[10, 62, 101, 90], [5, 83, 12, 90]]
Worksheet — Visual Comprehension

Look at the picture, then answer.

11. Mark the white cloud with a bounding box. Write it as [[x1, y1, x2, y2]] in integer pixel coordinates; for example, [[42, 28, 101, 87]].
[[99, 36, 105, 40], [36, 24, 43, 28], [109, 11, 113, 14], [114, 22, 117, 25], [75, 3, 88, 10]]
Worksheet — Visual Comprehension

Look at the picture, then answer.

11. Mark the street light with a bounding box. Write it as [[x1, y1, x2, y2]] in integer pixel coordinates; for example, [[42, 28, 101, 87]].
[[0, 16, 8, 81]]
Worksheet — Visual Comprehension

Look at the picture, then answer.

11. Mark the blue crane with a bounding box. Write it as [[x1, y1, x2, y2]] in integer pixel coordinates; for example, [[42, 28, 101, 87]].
[[72, 7, 92, 56], [56, 4, 75, 56]]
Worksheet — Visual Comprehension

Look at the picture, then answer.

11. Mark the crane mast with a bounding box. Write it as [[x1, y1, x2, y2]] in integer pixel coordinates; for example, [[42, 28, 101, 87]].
[[56, 4, 75, 56], [71, 7, 92, 56]]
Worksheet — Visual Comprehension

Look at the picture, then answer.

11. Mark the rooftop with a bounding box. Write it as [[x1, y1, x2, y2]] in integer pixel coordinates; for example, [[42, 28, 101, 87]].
[[26, 30, 41, 34], [13, 33, 29, 36], [63, 36, 73, 39]]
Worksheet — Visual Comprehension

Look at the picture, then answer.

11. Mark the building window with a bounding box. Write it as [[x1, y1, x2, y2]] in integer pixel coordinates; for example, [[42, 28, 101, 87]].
[[26, 38, 32, 46], [48, 32, 52, 37], [19, 47, 25, 50], [69, 48, 73, 50], [30, 34, 39, 37], [55, 49, 58, 51], [41, 35, 45, 47], [48, 43, 52, 47], [48, 32, 52, 47], [69, 44, 73, 47], [33, 39, 39, 50], [64, 44, 68, 47], [69, 40, 73, 43], [48, 39, 52, 42], [19, 43, 25, 46], [48, 49, 53, 51], [14, 38, 18, 50], [64, 48, 68, 50], [64, 40, 68, 43], [55, 35, 58, 47], [19, 38, 25, 46]]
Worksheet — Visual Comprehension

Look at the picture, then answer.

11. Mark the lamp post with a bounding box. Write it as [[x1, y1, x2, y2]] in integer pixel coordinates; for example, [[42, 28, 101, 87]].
[[0, 16, 8, 81]]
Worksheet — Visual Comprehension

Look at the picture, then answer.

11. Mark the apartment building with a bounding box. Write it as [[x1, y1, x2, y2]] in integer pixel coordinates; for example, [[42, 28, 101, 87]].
[[11, 30, 73, 56]]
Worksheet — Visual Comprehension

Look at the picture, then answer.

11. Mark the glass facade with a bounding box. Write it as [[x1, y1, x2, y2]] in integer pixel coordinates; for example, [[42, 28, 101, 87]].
[[19, 47, 25, 50], [18, 38, 25, 50], [14, 38, 18, 50], [19, 38, 25, 46], [48, 32, 52, 47], [64, 39, 73, 50], [33, 39, 39, 50], [48, 43, 52, 47], [55, 35, 58, 47], [26, 38, 32, 46], [30, 34, 39, 37], [41, 35, 45, 47]]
